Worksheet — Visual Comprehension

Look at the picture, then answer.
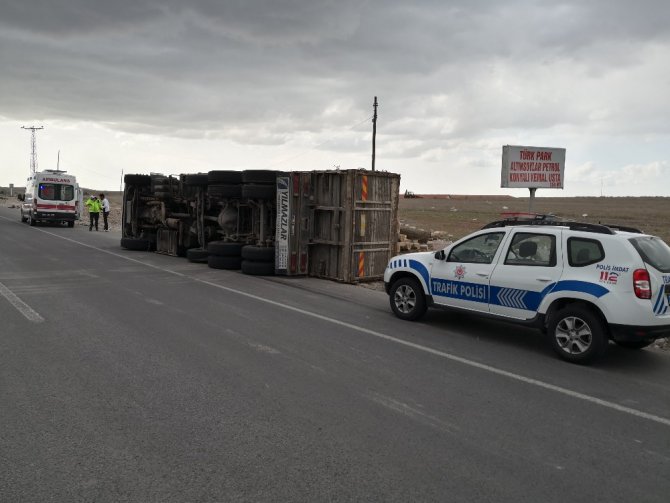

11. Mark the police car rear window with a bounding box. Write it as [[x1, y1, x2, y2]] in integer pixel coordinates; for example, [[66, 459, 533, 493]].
[[629, 237, 670, 273], [568, 237, 604, 267], [39, 183, 75, 201]]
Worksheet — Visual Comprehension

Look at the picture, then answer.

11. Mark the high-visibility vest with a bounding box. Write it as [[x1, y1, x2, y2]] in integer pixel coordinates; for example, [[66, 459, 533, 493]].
[[85, 199, 102, 212]]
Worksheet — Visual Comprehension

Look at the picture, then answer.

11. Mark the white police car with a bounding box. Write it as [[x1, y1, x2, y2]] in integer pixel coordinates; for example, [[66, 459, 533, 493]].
[[384, 215, 670, 363]]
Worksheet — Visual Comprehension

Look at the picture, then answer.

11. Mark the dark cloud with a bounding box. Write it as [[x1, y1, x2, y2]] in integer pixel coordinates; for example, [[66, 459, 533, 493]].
[[0, 0, 668, 157]]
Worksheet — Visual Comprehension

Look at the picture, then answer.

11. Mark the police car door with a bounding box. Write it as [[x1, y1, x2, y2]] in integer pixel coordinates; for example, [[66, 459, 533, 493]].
[[488, 229, 563, 320], [430, 231, 506, 312]]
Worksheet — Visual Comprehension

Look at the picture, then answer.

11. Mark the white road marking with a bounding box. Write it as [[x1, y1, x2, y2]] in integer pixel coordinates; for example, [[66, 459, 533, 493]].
[[5, 218, 670, 428], [0, 280, 44, 323]]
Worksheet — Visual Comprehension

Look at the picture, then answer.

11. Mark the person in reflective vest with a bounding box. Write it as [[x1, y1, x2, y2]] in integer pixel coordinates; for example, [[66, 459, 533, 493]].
[[84, 194, 102, 231]]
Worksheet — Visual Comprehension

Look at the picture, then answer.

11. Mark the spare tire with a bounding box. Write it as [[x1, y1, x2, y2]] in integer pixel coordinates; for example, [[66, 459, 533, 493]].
[[124, 174, 151, 186], [208, 170, 243, 184]]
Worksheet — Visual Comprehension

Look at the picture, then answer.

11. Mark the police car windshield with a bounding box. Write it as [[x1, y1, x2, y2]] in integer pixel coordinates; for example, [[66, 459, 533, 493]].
[[629, 236, 670, 273]]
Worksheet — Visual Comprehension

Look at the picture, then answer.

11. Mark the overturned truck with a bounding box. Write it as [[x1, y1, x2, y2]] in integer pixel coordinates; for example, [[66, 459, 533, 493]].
[[121, 169, 400, 282]]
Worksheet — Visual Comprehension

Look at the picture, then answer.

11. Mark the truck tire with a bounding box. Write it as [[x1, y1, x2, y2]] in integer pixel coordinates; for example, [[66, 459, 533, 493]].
[[28, 213, 36, 226], [121, 237, 152, 251], [124, 174, 151, 185], [208, 171, 243, 184], [67, 221, 74, 228], [186, 247, 209, 263], [183, 174, 209, 186], [241, 260, 275, 276], [241, 245, 275, 262], [207, 241, 244, 256], [242, 184, 275, 200], [208, 184, 242, 199], [208, 254, 243, 270], [242, 170, 277, 184]]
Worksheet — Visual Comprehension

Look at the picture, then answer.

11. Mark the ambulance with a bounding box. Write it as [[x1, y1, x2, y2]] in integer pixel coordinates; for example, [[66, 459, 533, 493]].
[[19, 170, 81, 227]]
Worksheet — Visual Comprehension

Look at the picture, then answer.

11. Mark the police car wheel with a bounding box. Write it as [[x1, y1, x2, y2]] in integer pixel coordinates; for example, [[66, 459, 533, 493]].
[[390, 277, 427, 321], [28, 213, 36, 226], [548, 305, 607, 364]]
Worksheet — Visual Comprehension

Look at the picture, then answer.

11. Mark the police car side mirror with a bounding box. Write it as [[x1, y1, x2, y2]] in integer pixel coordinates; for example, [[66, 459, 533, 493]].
[[434, 250, 446, 261]]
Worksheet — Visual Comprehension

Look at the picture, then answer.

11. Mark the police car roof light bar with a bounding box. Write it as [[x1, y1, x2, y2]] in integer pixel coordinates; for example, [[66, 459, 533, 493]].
[[481, 216, 618, 235]]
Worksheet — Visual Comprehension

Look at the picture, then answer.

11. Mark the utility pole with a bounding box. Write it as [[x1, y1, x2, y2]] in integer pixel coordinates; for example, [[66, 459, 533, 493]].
[[371, 96, 378, 171], [21, 125, 44, 177]]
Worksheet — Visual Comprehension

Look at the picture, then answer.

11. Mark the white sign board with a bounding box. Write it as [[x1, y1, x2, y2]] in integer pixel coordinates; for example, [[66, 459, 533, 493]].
[[501, 145, 566, 189], [275, 176, 290, 271]]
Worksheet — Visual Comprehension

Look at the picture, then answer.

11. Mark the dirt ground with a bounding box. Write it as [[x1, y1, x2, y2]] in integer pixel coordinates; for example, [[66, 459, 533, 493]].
[[399, 195, 670, 244]]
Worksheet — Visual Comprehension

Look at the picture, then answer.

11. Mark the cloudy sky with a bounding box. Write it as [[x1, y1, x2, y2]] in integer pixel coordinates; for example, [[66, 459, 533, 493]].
[[1, 0, 669, 196]]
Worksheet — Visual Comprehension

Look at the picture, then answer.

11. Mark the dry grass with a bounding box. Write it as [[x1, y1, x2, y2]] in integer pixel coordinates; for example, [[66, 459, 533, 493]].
[[399, 195, 670, 243]]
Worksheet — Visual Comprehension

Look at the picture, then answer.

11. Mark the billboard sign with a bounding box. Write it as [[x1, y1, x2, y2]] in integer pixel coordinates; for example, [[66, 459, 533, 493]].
[[501, 145, 566, 189]]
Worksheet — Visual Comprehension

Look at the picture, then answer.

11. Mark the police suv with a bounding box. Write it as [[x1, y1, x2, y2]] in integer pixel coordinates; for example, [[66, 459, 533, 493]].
[[384, 215, 670, 363]]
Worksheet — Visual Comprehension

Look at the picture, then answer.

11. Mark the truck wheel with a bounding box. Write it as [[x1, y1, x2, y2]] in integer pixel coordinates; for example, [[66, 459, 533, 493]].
[[389, 277, 427, 321], [186, 247, 209, 263], [124, 174, 151, 186], [548, 305, 608, 364], [242, 184, 275, 200], [208, 254, 243, 270], [242, 170, 277, 184], [614, 340, 653, 350], [121, 237, 152, 251], [208, 184, 242, 199], [183, 174, 209, 186], [241, 260, 275, 276], [28, 213, 36, 226], [207, 241, 244, 256], [208, 171, 243, 184], [67, 221, 74, 228], [241, 245, 275, 262]]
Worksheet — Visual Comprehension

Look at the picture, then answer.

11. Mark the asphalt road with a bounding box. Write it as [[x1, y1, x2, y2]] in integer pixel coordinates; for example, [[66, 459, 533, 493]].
[[1, 206, 669, 502]]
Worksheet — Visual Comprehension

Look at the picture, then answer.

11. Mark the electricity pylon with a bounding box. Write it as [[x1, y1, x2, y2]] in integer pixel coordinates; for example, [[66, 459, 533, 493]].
[[21, 125, 44, 176]]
